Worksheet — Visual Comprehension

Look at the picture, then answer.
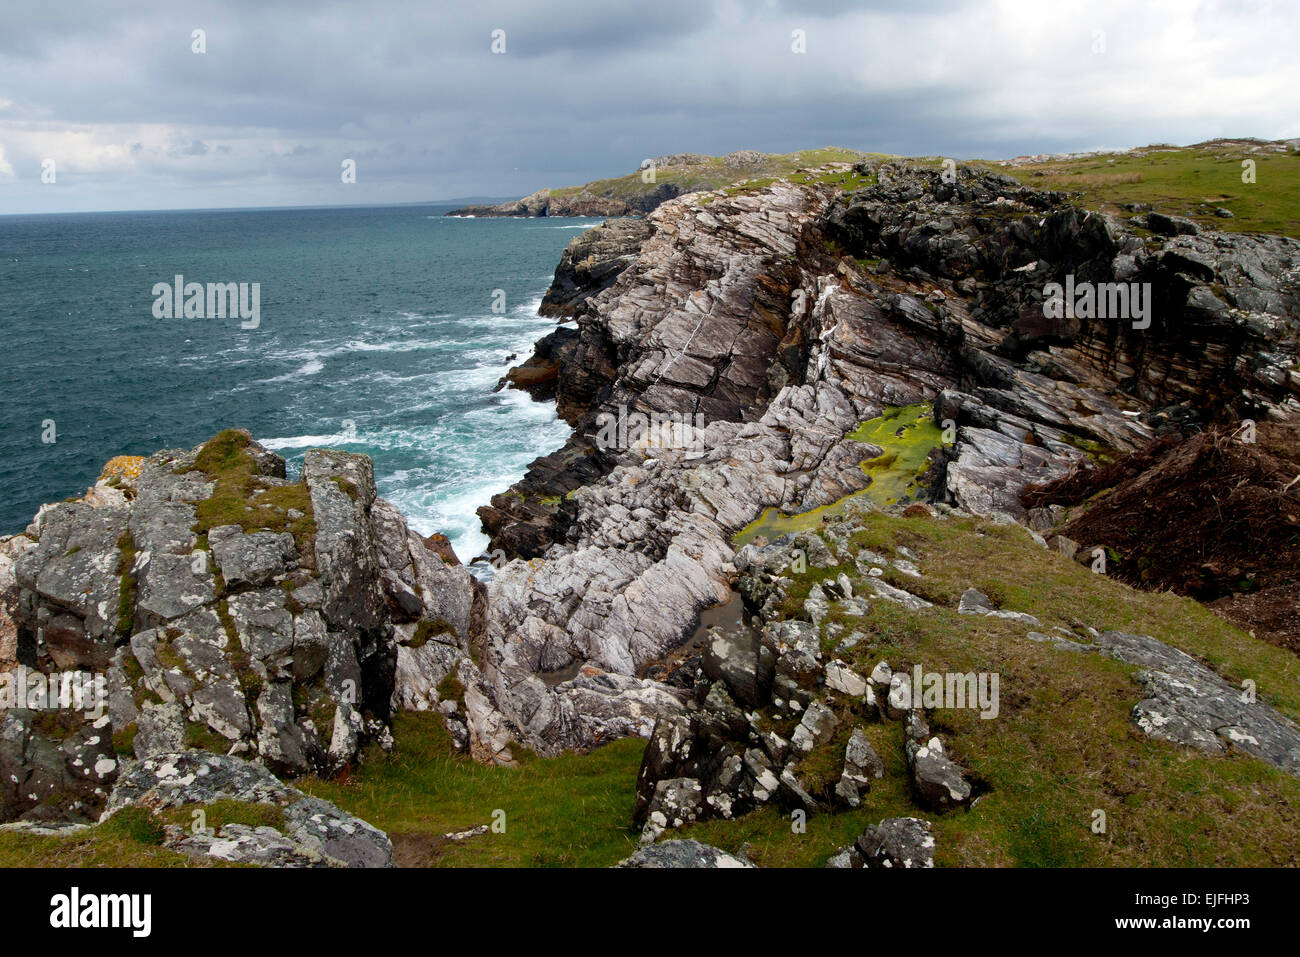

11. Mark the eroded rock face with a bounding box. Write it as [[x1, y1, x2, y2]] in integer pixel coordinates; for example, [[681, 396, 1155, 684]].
[[539, 217, 653, 317], [447, 187, 673, 221], [0, 431, 487, 823], [0, 706, 117, 824], [7, 157, 1299, 818], [470, 160, 1299, 760]]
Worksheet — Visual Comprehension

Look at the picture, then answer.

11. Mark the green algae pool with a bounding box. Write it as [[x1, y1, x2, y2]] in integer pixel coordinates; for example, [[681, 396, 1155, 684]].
[[733, 402, 943, 547]]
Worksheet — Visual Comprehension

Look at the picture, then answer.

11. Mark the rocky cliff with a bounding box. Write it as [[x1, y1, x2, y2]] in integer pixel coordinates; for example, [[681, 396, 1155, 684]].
[[0, 430, 497, 862], [2, 152, 1298, 867], [475, 157, 1298, 762]]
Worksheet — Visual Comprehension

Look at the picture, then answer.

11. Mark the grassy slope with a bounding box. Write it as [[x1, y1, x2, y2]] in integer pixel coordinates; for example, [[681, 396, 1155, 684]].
[[681, 511, 1300, 867], [0, 807, 237, 867], [548, 147, 880, 203], [976, 142, 1300, 237], [17, 507, 1296, 869], [301, 508, 1300, 868], [551, 141, 1300, 239], [296, 717, 646, 867]]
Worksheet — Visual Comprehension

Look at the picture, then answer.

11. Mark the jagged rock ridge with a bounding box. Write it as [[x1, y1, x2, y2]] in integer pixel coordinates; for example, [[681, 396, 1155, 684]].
[[473, 159, 1298, 757]]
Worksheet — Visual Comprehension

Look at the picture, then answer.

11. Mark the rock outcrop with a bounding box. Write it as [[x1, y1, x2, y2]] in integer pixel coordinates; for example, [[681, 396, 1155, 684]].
[[828, 817, 937, 869], [107, 750, 392, 867], [538, 217, 653, 317], [4, 155, 1299, 854], [0, 430, 488, 827], [629, 519, 982, 842], [476, 158, 1299, 759], [447, 187, 667, 221]]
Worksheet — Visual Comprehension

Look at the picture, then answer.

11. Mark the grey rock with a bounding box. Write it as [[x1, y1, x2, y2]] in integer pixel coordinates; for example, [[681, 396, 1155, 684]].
[[134, 701, 187, 758], [0, 706, 118, 824], [907, 734, 973, 811], [226, 589, 294, 660], [957, 587, 1041, 625], [105, 751, 392, 867], [824, 659, 868, 698], [1092, 631, 1300, 774], [702, 626, 774, 708], [617, 839, 754, 868], [835, 727, 885, 808], [207, 525, 296, 588], [854, 817, 936, 868], [791, 699, 839, 753], [135, 551, 217, 627]]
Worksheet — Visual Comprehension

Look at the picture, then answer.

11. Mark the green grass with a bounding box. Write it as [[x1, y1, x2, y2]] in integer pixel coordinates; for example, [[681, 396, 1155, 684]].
[[115, 530, 137, 639], [686, 508, 1300, 866], [184, 429, 316, 560], [979, 142, 1300, 237], [8, 508, 1296, 867], [296, 713, 647, 867], [722, 177, 778, 197], [0, 807, 229, 867], [542, 141, 1300, 240], [735, 403, 943, 545], [789, 167, 877, 191], [0, 800, 293, 867], [410, 617, 455, 649], [545, 147, 880, 205]]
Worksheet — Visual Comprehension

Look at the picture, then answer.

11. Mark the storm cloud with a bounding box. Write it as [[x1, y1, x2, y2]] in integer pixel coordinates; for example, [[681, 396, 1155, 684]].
[[0, 0, 1296, 213]]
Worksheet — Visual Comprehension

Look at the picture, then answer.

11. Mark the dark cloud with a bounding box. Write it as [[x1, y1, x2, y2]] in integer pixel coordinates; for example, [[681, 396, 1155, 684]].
[[0, 0, 1295, 213]]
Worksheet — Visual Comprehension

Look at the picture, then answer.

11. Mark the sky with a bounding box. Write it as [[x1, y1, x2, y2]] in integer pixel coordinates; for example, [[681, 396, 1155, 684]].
[[1, 0, 1297, 214]]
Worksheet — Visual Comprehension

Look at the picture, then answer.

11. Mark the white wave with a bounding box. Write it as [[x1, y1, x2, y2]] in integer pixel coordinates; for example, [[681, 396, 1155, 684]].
[[258, 431, 354, 450], [266, 337, 452, 364], [266, 358, 323, 382], [511, 294, 545, 316]]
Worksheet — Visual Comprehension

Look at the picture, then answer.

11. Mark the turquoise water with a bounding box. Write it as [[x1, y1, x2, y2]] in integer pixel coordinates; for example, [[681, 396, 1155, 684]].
[[0, 204, 597, 562]]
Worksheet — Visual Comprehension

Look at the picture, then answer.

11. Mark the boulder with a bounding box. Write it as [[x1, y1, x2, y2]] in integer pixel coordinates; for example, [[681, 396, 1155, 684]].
[[701, 626, 774, 708], [853, 817, 936, 868], [835, 728, 885, 807], [617, 839, 754, 868]]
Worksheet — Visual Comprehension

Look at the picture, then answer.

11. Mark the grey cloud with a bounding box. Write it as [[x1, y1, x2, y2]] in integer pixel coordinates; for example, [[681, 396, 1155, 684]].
[[0, 0, 1295, 214]]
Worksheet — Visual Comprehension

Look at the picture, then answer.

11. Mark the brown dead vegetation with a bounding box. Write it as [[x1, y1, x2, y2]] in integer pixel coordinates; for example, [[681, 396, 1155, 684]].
[[1024, 421, 1300, 653]]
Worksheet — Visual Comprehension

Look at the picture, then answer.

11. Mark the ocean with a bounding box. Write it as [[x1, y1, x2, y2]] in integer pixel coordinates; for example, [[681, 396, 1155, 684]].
[[0, 203, 598, 564]]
